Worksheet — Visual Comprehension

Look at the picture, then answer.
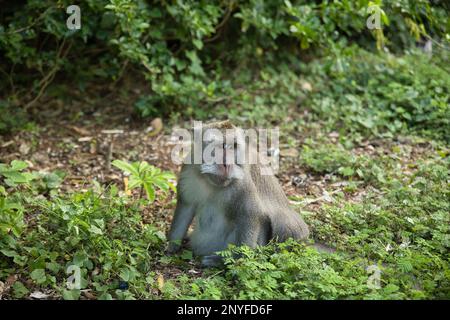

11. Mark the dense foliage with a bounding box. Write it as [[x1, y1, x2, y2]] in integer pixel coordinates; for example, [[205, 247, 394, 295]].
[[0, 0, 449, 300], [0, 161, 172, 300], [1, 0, 449, 125]]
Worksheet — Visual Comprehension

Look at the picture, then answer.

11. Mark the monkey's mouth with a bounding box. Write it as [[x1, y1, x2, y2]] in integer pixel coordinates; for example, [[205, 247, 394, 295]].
[[200, 163, 241, 187], [205, 172, 232, 187]]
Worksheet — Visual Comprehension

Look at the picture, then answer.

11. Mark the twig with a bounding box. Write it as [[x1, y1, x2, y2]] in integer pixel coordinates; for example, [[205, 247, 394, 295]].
[[105, 138, 113, 171], [113, 59, 130, 85], [24, 38, 71, 110], [0, 65, 15, 96], [422, 34, 450, 51], [6, 7, 53, 35], [204, 1, 235, 43], [290, 189, 341, 207]]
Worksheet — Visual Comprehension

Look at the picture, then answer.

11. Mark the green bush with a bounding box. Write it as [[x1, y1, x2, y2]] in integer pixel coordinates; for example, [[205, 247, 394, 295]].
[[0, 0, 448, 125], [0, 100, 28, 134]]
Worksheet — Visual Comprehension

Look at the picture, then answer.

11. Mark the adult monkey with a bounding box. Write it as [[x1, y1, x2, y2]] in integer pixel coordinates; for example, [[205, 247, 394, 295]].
[[167, 121, 309, 267]]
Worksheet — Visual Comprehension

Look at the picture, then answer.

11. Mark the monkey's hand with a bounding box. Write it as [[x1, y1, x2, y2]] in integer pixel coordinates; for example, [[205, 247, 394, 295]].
[[201, 255, 224, 268], [167, 241, 182, 254]]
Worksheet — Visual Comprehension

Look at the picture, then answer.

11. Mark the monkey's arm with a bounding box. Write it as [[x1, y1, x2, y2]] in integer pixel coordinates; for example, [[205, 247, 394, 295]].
[[167, 201, 195, 253]]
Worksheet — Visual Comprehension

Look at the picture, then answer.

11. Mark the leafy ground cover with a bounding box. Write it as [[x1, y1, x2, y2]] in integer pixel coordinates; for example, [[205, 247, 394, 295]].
[[1, 46, 448, 299]]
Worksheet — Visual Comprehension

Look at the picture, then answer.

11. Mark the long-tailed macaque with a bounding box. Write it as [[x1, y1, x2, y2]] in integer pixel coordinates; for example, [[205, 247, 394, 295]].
[[167, 121, 309, 266]]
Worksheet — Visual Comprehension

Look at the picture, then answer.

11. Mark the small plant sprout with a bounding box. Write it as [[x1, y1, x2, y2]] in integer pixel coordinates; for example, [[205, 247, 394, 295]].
[[112, 160, 175, 202]]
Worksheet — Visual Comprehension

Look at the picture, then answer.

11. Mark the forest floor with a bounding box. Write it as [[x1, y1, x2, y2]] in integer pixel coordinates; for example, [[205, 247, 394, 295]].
[[1, 49, 448, 300], [1, 92, 408, 236], [0, 97, 335, 268], [1, 95, 444, 300]]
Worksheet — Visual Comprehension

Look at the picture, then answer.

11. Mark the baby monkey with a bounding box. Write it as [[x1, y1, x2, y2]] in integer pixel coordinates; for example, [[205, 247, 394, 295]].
[[167, 121, 309, 267]]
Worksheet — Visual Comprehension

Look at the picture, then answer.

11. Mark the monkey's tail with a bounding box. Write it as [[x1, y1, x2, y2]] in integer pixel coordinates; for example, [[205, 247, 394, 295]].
[[310, 242, 336, 254]]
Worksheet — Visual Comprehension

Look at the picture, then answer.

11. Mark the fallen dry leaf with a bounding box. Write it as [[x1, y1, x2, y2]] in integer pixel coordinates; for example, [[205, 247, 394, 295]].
[[82, 290, 96, 300], [157, 274, 165, 291], [301, 81, 312, 91], [78, 136, 93, 142], [30, 291, 50, 299], [101, 129, 124, 135], [5, 274, 18, 286], [280, 148, 299, 158], [67, 125, 90, 136], [148, 118, 163, 137], [0, 281, 5, 298], [19, 143, 30, 155], [123, 176, 132, 196], [1, 141, 14, 148], [188, 269, 200, 274]]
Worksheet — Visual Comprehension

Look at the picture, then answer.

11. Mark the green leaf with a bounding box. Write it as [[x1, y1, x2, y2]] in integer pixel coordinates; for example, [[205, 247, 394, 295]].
[[152, 177, 170, 190], [30, 269, 46, 284], [193, 39, 203, 50], [98, 292, 113, 300], [89, 225, 103, 235], [138, 161, 151, 172], [127, 175, 141, 190], [43, 172, 64, 189], [339, 167, 355, 177], [46, 262, 61, 273], [120, 268, 137, 282], [10, 160, 28, 171], [62, 289, 81, 300], [144, 182, 155, 202], [72, 252, 88, 266], [112, 160, 139, 176], [12, 282, 29, 298], [0, 249, 18, 257], [384, 284, 399, 294], [2, 171, 28, 183], [181, 250, 193, 260]]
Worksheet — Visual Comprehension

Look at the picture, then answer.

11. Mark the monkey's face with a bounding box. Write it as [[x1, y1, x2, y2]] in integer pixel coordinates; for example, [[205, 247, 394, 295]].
[[198, 130, 246, 187]]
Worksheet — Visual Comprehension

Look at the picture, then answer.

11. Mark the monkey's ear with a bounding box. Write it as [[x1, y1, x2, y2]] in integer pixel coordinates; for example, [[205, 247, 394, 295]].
[[203, 120, 235, 130], [189, 120, 236, 137]]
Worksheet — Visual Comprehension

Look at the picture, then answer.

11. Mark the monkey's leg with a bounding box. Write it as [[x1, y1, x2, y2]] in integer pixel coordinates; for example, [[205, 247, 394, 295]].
[[168, 203, 195, 253], [200, 217, 261, 268]]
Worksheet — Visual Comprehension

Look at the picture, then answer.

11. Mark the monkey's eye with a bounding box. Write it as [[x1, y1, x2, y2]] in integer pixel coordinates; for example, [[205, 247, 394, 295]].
[[223, 142, 238, 150]]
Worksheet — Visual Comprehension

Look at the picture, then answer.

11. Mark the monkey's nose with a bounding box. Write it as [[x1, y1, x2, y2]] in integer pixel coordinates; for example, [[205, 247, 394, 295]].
[[220, 164, 231, 176]]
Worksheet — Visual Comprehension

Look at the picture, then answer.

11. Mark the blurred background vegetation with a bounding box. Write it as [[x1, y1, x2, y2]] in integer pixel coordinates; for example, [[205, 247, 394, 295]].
[[0, 0, 449, 139]]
